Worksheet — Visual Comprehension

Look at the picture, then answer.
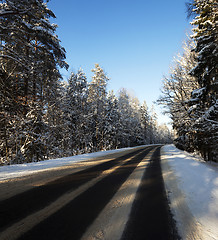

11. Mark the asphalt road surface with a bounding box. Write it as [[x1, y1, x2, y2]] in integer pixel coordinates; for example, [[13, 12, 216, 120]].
[[0, 145, 180, 240]]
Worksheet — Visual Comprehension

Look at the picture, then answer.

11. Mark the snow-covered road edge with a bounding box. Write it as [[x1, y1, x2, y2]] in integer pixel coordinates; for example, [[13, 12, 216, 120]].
[[161, 145, 218, 240], [0, 145, 149, 182]]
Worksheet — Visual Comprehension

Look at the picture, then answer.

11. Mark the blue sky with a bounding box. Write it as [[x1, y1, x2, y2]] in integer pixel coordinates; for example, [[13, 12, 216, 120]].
[[47, 0, 191, 125]]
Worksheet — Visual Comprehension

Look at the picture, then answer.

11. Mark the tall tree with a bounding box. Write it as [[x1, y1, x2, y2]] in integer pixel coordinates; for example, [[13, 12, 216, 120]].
[[103, 91, 121, 150], [44, 81, 66, 158], [188, 0, 218, 161], [158, 39, 199, 151], [117, 89, 133, 147], [118, 89, 146, 147], [88, 64, 109, 151], [139, 101, 150, 144], [62, 69, 89, 155], [0, 0, 68, 164]]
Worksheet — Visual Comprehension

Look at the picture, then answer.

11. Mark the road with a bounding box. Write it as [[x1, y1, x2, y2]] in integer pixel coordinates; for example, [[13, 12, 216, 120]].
[[0, 145, 180, 240]]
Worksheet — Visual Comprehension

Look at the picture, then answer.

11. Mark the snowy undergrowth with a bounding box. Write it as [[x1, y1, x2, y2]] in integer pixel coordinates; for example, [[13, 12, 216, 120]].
[[162, 145, 218, 240]]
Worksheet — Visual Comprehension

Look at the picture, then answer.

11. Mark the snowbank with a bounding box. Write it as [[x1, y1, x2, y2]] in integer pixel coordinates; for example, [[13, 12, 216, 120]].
[[161, 145, 218, 240]]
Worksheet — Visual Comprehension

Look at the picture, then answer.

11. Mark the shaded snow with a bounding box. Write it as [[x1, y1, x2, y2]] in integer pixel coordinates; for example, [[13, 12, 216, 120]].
[[162, 145, 218, 240]]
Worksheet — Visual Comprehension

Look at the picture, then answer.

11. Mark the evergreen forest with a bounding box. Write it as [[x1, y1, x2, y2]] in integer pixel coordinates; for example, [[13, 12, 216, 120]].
[[0, 0, 172, 165], [158, 0, 217, 162], [0, 0, 217, 164]]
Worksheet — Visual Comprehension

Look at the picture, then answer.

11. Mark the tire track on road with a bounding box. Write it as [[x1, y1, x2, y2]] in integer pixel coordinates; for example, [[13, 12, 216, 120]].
[[121, 147, 180, 240], [0, 147, 145, 232], [17, 147, 155, 240], [81, 148, 156, 240]]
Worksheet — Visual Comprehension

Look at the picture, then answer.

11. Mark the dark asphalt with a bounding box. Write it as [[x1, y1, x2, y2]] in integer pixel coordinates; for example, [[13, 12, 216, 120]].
[[0, 147, 145, 231], [0, 145, 180, 240], [121, 147, 180, 240], [18, 147, 153, 240]]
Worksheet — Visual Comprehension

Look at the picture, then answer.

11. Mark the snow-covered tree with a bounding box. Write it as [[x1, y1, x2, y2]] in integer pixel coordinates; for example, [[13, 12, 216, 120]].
[[117, 89, 133, 147], [158, 0, 217, 161], [87, 64, 109, 151], [118, 90, 147, 147], [129, 96, 145, 146], [139, 101, 149, 144], [62, 69, 89, 155], [102, 91, 122, 150], [157, 39, 199, 151], [148, 105, 160, 144], [187, 0, 218, 161], [44, 81, 66, 158], [0, 0, 68, 164]]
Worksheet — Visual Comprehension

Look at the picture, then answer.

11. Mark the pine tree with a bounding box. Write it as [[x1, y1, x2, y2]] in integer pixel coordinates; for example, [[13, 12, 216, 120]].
[[103, 91, 121, 150], [117, 89, 132, 147], [62, 69, 89, 155], [0, 0, 68, 164], [44, 81, 66, 158], [87, 64, 109, 151], [117, 89, 144, 147], [157, 39, 199, 151], [188, 0, 218, 161], [128, 95, 144, 146], [140, 101, 150, 144], [148, 105, 159, 144]]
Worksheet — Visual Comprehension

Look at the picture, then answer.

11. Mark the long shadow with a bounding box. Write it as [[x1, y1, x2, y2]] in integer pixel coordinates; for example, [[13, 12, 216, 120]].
[[0, 147, 146, 231], [17, 147, 155, 240], [162, 145, 217, 239], [121, 147, 180, 240]]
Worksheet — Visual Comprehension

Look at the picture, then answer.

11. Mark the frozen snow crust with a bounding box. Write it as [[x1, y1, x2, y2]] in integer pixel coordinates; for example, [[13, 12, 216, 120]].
[[161, 145, 218, 240]]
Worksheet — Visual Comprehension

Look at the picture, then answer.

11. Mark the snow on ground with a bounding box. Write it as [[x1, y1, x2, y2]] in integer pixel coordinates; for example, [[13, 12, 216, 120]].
[[1, 144, 217, 239], [161, 145, 218, 240], [0, 147, 139, 181]]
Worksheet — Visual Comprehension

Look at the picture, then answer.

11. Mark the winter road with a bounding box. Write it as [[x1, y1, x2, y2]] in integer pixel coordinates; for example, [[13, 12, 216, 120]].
[[0, 145, 179, 240]]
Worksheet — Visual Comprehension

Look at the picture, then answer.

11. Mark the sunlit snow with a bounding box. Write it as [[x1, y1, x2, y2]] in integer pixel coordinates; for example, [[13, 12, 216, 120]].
[[162, 145, 218, 240]]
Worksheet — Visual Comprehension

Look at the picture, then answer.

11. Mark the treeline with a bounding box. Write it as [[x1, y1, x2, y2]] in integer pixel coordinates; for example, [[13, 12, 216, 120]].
[[0, 1, 172, 165], [158, 0, 217, 162], [45, 64, 172, 159]]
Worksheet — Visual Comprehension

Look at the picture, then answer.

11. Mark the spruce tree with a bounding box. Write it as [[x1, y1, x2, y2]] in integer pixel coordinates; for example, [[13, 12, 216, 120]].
[[0, 0, 68, 163], [188, 0, 218, 161], [118, 89, 133, 147], [157, 39, 199, 151], [63, 69, 89, 155], [140, 101, 150, 144], [102, 91, 121, 150], [88, 64, 109, 151]]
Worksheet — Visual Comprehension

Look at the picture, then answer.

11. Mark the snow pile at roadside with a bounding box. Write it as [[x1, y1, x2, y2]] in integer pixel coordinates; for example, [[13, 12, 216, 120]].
[[161, 145, 218, 240], [0, 147, 136, 181]]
